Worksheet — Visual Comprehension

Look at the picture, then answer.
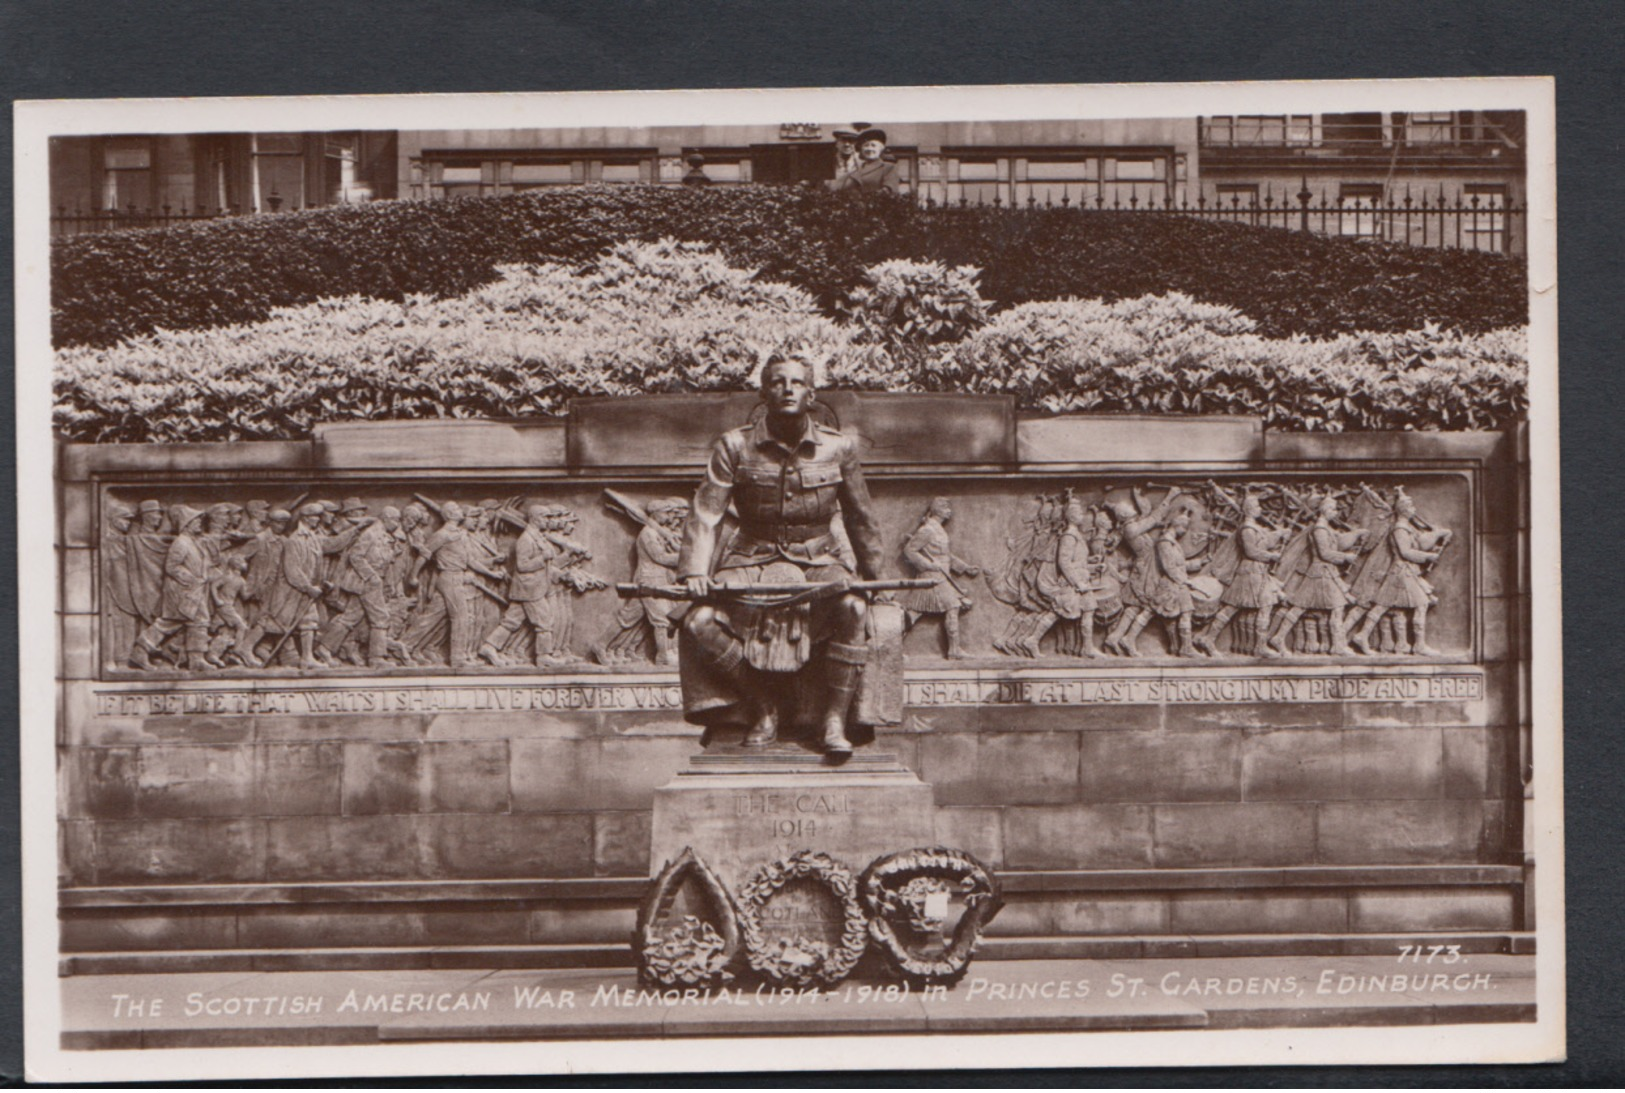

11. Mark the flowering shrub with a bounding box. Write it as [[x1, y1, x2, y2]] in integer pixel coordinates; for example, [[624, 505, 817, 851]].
[[929, 294, 1528, 431], [53, 185, 1528, 348], [53, 245, 1527, 442], [842, 259, 992, 352], [54, 240, 899, 443]]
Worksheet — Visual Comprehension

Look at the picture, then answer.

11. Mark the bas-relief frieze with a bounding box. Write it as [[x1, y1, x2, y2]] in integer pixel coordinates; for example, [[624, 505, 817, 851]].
[[92, 477, 1465, 681]]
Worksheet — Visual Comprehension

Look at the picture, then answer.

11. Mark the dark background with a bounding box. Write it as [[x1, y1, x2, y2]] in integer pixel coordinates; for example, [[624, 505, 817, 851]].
[[2, 0, 1618, 1085]]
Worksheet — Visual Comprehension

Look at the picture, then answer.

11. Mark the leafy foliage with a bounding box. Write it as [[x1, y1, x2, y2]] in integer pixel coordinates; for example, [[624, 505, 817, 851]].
[[52, 185, 1528, 349], [55, 244, 1528, 443]]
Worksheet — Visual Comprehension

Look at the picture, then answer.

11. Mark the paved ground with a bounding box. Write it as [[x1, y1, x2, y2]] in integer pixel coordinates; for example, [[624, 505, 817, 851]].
[[62, 953, 1535, 1048]]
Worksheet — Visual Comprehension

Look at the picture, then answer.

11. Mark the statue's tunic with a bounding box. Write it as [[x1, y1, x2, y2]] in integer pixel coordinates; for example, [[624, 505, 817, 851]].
[[1148, 527, 1196, 618], [678, 415, 883, 717], [1034, 525, 1092, 620]]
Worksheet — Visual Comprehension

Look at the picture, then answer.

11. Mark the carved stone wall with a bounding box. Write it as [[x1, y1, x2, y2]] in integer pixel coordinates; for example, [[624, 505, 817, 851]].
[[55, 403, 1529, 970]]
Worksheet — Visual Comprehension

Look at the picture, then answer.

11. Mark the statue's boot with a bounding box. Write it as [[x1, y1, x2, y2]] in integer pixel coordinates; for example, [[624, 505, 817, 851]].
[[820, 642, 866, 756], [477, 641, 509, 667], [742, 697, 779, 748], [1077, 616, 1099, 659], [1263, 608, 1301, 657], [1177, 617, 1204, 657]]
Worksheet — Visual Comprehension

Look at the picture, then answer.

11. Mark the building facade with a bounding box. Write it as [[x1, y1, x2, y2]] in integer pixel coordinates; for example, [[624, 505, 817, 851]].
[[49, 112, 1523, 253]]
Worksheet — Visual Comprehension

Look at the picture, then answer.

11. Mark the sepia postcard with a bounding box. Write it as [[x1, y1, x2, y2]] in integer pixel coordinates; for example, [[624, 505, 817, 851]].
[[16, 78, 1561, 1081]]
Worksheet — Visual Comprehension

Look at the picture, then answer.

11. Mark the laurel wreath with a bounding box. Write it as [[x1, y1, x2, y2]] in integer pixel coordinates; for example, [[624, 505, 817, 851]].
[[737, 850, 869, 988], [634, 847, 741, 990]]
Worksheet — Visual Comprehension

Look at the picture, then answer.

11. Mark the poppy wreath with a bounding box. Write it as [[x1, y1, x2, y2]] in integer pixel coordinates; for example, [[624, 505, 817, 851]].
[[737, 850, 869, 988], [634, 847, 742, 990], [859, 846, 1004, 986]]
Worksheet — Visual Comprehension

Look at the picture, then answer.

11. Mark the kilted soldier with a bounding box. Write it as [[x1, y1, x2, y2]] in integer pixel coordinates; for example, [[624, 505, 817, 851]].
[[319, 502, 407, 668], [897, 497, 981, 660], [1351, 489, 1450, 657], [1103, 487, 1184, 657], [1195, 491, 1285, 657], [1147, 508, 1208, 658], [479, 504, 563, 668], [678, 357, 889, 755], [128, 505, 211, 671], [1266, 494, 1366, 657]]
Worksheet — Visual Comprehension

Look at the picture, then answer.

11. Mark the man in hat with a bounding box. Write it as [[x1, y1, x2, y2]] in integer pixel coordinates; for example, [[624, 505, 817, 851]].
[[828, 128, 861, 189], [320, 501, 408, 668], [234, 508, 294, 667], [592, 497, 689, 666], [834, 128, 902, 194], [275, 502, 371, 669], [479, 503, 564, 668], [128, 505, 212, 671], [677, 356, 889, 755]]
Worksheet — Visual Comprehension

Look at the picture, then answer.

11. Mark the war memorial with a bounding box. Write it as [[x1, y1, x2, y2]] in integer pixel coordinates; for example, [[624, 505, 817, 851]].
[[28, 86, 1553, 1071]]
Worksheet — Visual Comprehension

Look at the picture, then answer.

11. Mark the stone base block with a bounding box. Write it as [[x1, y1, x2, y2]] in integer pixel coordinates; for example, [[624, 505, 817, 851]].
[[648, 747, 936, 892]]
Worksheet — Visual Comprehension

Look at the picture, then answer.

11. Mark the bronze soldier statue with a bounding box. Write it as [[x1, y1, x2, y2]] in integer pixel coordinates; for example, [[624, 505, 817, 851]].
[[677, 358, 890, 756]]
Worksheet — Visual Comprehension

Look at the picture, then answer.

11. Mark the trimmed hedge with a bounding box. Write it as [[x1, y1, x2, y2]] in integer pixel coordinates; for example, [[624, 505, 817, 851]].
[[55, 243, 1527, 443], [52, 185, 1528, 349]]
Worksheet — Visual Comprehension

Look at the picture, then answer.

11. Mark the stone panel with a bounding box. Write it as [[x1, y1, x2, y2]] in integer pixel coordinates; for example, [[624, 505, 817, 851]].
[[61, 910, 239, 952], [424, 740, 511, 813], [421, 908, 534, 946], [237, 908, 429, 949], [60, 820, 97, 885], [1239, 729, 1346, 801], [509, 738, 601, 813], [1348, 887, 1516, 932], [254, 743, 344, 816], [60, 614, 96, 681], [1002, 805, 1154, 870], [1479, 532, 1514, 598], [1167, 703, 1340, 732], [61, 548, 94, 614], [63, 747, 139, 819], [60, 481, 93, 546], [1169, 892, 1349, 934], [1152, 803, 1317, 868], [595, 736, 698, 810], [260, 714, 430, 743], [1340, 728, 1445, 799], [1049, 893, 1171, 936], [1077, 729, 1239, 802], [1441, 726, 1512, 800], [528, 904, 637, 945], [136, 745, 257, 818], [939, 733, 1082, 806], [265, 815, 424, 881], [425, 710, 595, 742], [594, 810, 652, 876], [313, 419, 566, 470], [1019, 414, 1262, 465], [425, 812, 596, 879], [1316, 801, 1485, 865], [92, 819, 266, 884], [341, 743, 422, 816], [915, 732, 981, 806], [932, 806, 1004, 868]]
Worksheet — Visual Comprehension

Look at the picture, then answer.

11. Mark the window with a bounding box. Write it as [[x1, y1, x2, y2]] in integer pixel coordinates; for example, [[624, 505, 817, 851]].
[[1338, 183, 1384, 238], [1204, 115, 1312, 146], [1104, 157, 1167, 207], [1406, 111, 1457, 144], [511, 162, 575, 188], [1322, 113, 1385, 147], [323, 134, 364, 203], [599, 160, 643, 183], [947, 158, 1006, 205], [102, 140, 152, 212], [438, 164, 485, 198], [1015, 157, 1094, 206], [1461, 184, 1508, 253], [252, 132, 306, 211]]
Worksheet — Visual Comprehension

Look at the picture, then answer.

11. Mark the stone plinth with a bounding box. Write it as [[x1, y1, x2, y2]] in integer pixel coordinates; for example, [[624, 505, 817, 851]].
[[648, 746, 936, 891]]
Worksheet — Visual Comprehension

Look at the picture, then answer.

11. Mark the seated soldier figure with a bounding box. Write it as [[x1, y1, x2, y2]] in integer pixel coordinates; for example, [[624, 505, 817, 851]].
[[678, 357, 888, 756]]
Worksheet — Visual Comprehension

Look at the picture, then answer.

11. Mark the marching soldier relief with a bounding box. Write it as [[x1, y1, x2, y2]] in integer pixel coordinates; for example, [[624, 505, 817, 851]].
[[100, 477, 1458, 674]]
